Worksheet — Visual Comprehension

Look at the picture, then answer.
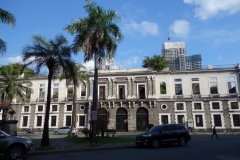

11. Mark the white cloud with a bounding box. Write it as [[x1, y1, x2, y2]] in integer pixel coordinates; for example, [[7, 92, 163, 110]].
[[82, 60, 94, 71], [170, 20, 190, 38], [6, 56, 23, 64], [184, 0, 240, 20], [115, 56, 140, 69], [124, 20, 159, 37]]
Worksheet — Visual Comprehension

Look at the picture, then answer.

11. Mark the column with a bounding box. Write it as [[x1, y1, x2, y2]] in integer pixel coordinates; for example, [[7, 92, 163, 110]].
[[108, 78, 112, 99], [88, 78, 93, 100], [112, 78, 116, 99], [152, 76, 156, 97], [147, 76, 152, 98], [127, 77, 131, 99], [132, 77, 136, 98]]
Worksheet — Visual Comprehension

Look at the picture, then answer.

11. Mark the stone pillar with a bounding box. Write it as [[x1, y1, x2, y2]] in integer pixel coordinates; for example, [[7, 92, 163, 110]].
[[152, 76, 156, 97], [127, 77, 131, 99], [147, 76, 152, 98], [108, 78, 112, 99], [89, 78, 93, 100], [132, 77, 136, 98], [112, 78, 116, 99]]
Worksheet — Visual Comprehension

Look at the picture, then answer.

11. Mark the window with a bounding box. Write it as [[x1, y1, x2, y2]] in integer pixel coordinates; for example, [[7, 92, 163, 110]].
[[52, 88, 59, 99], [192, 102, 204, 111], [51, 116, 57, 126], [209, 77, 218, 94], [52, 105, 58, 111], [213, 115, 222, 127], [161, 115, 169, 124], [227, 76, 236, 94], [80, 105, 85, 110], [138, 85, 146, 99], [177, 115, 184, 123], [174, 79, 182, 82], [161, 104, 167, 110], [192, 83, 200, 94], [24, 106, 29, 112], [36, 116, 42, 126], [38, 105, 43, 112], [175, 84, 182, 95], [67, 105, 72, 111], [67, 87, 73, 98], [160, 82, 166, 94], [159, 113, 171, 125], [177, 103, 184, 110], [81, 84, 86, 97], [79, 116, 85, 126], [194, 103, 202, 110], [232, 114, 240, 127], [99, 86, 106, 100], [22, 116, 28, 127], [118, 85, 125, 99], [195, 115, 203, 127], [39, 84, 45, 99], [66, 116, 71, 126], [212, 102, 220, 109], [230, 102, 239, 109], [174, 102, 186, 112]]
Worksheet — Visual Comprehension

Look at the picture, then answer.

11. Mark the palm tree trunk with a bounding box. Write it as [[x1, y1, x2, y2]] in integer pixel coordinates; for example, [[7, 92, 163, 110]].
[[91, 52, 99, 145], [41, 71, 52, 146], [69, 84, 77, 137]]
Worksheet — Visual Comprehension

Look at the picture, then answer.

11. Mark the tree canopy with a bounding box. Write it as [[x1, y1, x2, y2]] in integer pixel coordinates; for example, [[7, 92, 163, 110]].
[[142, 54, 169, 71], [0, 8, 16, 55]]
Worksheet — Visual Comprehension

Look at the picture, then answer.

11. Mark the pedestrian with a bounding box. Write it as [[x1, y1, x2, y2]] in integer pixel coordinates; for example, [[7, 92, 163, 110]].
[[211, 126, 219, 140]]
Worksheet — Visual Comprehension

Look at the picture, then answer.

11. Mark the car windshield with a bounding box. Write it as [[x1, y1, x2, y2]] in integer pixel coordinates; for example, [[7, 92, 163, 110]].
[[0, 130, 10, 136], [149, 126, 162, 132]]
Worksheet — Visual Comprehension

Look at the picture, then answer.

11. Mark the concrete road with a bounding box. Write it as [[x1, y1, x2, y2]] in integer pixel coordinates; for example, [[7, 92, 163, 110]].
[[20, 134, 240, 160]]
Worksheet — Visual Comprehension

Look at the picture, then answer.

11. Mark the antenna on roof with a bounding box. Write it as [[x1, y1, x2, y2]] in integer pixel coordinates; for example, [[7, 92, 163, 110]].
[[168, 31, 170, 42]]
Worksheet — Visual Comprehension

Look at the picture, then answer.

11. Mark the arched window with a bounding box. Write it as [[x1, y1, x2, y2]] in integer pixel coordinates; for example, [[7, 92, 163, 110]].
[[160, 82, 166, 94]]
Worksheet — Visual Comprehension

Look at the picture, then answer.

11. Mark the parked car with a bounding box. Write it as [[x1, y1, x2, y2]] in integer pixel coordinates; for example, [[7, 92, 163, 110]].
[[53, 126, 76, 135], [0, 130, 33, 160], [135, 124, 191, 148]]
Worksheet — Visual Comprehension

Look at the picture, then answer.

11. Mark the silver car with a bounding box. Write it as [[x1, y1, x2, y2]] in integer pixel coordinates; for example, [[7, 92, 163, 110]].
[[53, 126, 76, 135]]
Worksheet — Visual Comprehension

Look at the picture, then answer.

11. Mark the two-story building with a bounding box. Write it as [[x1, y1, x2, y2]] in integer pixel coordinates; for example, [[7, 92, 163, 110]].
[[10, 63, 240, 133]]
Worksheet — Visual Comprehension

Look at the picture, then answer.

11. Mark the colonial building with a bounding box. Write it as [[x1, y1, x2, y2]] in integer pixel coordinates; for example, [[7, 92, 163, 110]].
[[8, 63, 240, 133]]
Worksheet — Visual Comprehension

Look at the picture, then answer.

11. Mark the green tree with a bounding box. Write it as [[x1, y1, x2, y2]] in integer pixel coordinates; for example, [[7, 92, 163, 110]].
[[64, 0, 123, 145], [0, 8, 16, 55], [60, 63, 89, 136], [0, 64, 32, 120], [0, 63, 36, 78], [22, 35, 74, 147], [142, 54, 169, 71]]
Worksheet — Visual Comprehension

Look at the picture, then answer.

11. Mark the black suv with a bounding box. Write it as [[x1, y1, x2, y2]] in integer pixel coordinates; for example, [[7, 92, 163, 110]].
[[135, 124, 191, 148], [0, 130, 33, 159]]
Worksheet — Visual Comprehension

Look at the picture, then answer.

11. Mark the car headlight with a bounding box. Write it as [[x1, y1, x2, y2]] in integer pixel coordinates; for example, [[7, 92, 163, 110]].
[[26, 140, 32, 144], [143, 134, 152, 137]]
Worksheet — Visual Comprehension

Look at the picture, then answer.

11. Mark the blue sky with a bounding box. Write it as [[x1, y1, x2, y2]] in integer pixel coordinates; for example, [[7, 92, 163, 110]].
[[1, 0, 240, 70]]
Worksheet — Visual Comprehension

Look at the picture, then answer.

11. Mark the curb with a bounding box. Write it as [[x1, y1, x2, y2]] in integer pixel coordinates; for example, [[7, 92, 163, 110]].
[[28, 145, 136, 155]]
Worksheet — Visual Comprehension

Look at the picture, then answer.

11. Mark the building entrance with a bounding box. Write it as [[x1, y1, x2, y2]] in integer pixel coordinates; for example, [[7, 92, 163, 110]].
[[136, 107, 148, 131], [116, 108, 128, 132]]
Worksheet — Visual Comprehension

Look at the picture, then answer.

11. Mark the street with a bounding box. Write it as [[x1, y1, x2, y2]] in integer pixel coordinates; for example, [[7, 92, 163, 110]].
[[21, 134, 240, 160]]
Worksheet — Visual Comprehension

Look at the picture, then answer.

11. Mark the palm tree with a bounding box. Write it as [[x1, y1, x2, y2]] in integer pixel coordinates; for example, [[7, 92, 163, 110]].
[[0, 8, 16, 55], [22, 35, 74, 147], [64, 0, 123, 145], [0, 64, 32, 120], [60, 63, 89, 136]]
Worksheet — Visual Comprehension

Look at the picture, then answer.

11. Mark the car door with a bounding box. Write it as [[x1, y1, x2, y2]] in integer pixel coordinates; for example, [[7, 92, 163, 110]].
[[0, 132, 8, 153], [59, 127, 65, 134], [169, 125, 178, 142], [160, 126, 172, 143]]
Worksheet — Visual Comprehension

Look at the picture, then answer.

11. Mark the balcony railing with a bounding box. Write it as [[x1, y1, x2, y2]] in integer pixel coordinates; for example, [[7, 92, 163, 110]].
[[99, 94, 106, 100]]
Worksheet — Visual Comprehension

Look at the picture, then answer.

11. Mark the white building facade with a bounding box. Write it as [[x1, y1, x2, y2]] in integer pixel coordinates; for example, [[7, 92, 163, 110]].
[[9, 64, 240, 133]]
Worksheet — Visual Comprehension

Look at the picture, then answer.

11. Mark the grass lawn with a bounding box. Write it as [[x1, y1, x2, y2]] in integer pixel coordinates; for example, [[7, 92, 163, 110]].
[[65, 136, 135, 147]]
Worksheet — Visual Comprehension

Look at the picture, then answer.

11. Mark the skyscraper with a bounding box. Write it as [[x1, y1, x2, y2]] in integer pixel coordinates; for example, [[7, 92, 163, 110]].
[[161, 41, 202, 70]]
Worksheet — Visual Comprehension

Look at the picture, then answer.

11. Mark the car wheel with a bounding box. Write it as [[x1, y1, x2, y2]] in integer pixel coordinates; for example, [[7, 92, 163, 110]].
[[8, 146, 24, 160], [178, 137, 186, 146], [54, 131, 58, 135], [151, 138, 160, 149]]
